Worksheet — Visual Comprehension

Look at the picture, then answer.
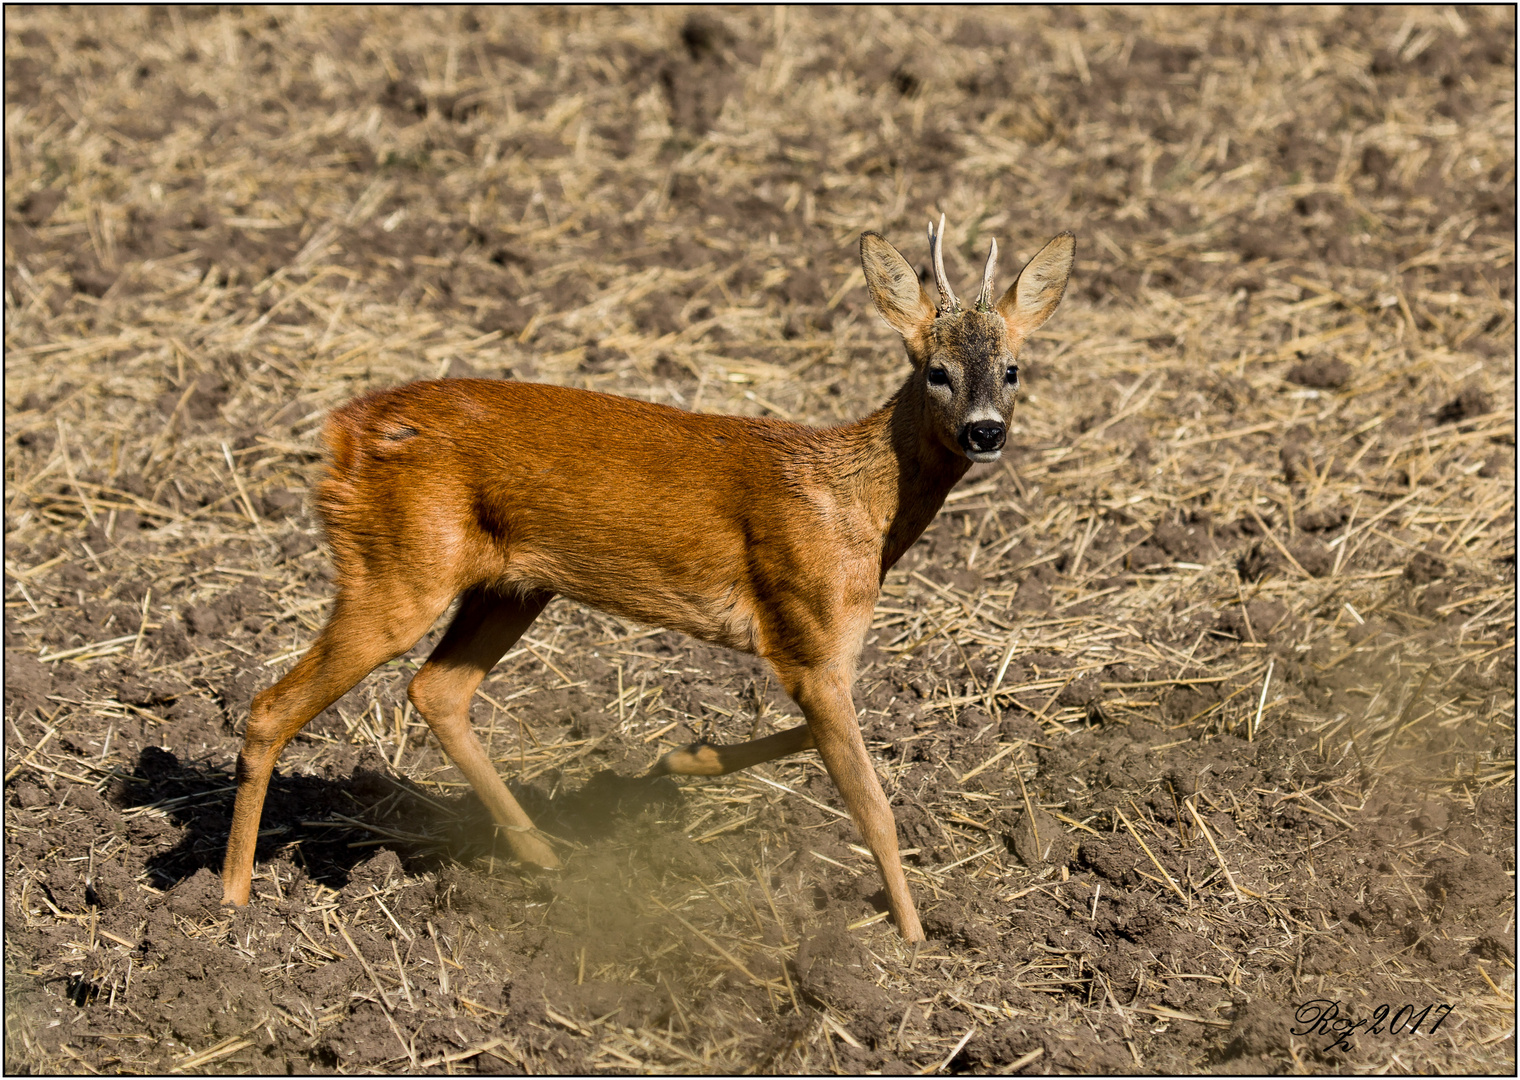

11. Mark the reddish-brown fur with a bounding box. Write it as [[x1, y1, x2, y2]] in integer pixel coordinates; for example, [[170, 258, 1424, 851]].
[[321, 380, 959, 657], [220, 224, 1075, 942]]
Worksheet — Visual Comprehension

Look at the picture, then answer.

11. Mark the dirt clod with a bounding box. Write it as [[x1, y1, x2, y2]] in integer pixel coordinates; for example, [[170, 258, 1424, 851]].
[[1426, 854, 1513, 918], [1285, 357, 1352, 389], [1435, 386, 1492, 425], [1404, 549, 1448, 584], [16, 188, 63, 225], [1000, 805, 1066, 868], [1222, 997, 1298, 1061]]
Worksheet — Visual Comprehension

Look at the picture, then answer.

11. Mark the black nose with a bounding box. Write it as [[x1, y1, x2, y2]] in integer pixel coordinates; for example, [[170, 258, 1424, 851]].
[[960, 420, 1006, 453]]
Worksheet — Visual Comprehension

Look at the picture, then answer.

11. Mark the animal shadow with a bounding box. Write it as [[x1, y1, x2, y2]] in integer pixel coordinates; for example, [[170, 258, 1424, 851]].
[[115, 746, 682, 894]]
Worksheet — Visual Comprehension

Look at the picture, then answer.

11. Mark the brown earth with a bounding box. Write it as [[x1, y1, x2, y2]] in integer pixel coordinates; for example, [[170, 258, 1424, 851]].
[[4, 6, 1515, 1075]]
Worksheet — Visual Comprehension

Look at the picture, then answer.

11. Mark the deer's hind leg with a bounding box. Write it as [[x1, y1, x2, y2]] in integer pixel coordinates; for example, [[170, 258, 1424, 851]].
[[222, 580, 455, 906], [649, 724, 815, 777], [406, 586, 560, 869]]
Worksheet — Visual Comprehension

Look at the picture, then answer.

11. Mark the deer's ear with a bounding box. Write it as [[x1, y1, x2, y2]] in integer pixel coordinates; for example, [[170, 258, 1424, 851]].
[[996, 232, 1075, 340], [861, 232, 936, 343]]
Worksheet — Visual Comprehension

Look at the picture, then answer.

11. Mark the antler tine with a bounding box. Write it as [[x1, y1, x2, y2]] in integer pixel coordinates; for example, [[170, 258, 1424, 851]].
[[928, 213, 958, 312], [976, 237, 998, 311]]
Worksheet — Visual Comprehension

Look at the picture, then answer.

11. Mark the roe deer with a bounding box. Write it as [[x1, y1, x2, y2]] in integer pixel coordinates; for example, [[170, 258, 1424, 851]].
[[220, 218, 1075, 942]]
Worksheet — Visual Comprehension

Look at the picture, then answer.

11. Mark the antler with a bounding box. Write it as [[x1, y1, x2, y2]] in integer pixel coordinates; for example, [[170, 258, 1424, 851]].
[[927, 214, 959, 313], [976, 237, 998, 311]]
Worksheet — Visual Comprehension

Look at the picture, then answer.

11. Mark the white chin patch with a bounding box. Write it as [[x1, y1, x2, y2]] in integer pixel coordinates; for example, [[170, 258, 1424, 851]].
[[965, 449, 1003, 463]]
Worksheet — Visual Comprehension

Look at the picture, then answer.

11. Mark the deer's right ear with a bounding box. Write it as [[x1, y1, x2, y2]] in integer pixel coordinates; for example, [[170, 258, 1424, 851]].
[[861, 232, 935, 344]]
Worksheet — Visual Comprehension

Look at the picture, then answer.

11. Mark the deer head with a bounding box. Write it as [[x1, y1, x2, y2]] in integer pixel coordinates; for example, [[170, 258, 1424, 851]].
[[861, 217, 1075, 463]]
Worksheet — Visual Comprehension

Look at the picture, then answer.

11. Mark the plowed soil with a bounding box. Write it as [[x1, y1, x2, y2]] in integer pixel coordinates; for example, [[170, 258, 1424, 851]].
[[5, 6, 1514, 1075]]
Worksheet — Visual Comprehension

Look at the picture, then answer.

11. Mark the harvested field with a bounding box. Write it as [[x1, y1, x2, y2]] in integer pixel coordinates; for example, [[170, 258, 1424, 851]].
[[4, 5, 1515, 1074]]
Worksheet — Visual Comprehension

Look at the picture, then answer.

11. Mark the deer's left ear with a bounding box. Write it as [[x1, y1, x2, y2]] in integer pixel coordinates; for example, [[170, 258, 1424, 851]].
[[996, 232, 1075, 340]]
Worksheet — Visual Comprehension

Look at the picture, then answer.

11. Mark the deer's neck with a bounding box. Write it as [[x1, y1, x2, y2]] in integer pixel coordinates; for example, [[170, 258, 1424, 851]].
[[842, 376, 972, 578]]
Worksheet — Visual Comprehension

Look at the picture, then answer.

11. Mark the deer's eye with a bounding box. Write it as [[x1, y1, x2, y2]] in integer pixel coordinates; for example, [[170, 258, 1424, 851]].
[[1004, 364, 1019, 386], [927, 366, 951, 388]]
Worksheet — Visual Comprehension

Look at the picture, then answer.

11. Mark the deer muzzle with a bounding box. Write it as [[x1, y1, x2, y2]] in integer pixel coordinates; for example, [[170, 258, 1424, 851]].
[[959, 419, 1006, 460]]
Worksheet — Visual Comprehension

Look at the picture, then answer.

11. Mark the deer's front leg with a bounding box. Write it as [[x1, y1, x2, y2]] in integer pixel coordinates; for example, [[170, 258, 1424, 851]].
[[783, 663, 925, 942]]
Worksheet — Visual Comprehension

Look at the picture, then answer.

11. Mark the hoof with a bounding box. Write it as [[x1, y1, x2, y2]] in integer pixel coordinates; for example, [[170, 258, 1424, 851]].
[[510, 839, 562, 872]]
